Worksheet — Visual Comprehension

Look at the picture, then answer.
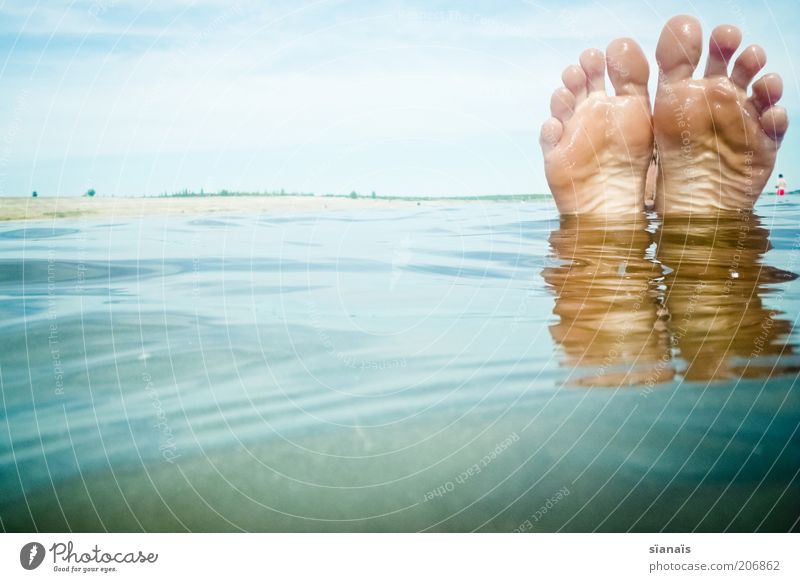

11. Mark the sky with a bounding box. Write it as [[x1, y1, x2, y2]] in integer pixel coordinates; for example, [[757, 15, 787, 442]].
[[0, 0, 797, 197]]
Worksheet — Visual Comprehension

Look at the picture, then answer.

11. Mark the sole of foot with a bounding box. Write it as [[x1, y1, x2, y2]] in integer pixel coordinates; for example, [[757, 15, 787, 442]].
[[654, 15, 789, 215], [540, 38, 653, 218]]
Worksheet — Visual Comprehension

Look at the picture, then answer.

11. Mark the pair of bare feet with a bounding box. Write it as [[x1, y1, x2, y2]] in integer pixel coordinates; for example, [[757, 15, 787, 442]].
[[540, 15, 789, 217]]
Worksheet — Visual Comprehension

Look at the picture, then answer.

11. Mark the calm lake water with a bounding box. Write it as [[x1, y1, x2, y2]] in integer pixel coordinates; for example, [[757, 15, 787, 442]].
[[1, 198, 799, 532]]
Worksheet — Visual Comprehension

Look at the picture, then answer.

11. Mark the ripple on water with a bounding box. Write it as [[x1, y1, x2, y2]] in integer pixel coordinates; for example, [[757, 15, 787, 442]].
[[0, 227, 80, 239], [1, 201, 799, 531]]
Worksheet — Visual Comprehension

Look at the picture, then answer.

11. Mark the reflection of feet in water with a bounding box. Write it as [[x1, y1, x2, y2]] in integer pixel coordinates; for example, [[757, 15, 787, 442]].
[[540, 39, 653, 216], [657, 212, 797, 380], [654, 16, 788, 215], [543, 217, 673, 387], [544, 212, 797, 386]]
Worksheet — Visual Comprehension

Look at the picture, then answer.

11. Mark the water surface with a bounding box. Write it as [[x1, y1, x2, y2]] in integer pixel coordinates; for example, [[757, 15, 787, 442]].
[[1, 199, 799, 531]]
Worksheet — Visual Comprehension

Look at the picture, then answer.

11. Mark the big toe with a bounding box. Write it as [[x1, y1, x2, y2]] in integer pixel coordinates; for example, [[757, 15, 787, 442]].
[[606, 37, 650, 97], [656, 14, 703, 82]]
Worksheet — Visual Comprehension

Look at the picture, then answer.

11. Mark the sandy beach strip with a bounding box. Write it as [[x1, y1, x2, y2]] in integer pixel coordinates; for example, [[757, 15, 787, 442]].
[[0, 195, 523, 222]]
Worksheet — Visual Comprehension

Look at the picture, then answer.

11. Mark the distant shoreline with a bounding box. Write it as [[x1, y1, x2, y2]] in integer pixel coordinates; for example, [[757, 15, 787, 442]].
[[0, 194, 549, 222]]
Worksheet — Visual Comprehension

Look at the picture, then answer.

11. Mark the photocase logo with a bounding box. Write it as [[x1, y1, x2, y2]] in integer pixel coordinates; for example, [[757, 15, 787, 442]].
[[20, 542, 46, 570]]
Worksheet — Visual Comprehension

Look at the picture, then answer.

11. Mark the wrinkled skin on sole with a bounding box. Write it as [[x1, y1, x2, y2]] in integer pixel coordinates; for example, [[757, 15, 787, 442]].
[[540, 39, 653, 217], [654, 15, 788, 215]]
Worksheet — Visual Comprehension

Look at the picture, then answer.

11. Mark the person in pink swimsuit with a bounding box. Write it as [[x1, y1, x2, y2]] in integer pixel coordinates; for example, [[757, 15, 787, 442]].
[[777, 174, 787, 196]]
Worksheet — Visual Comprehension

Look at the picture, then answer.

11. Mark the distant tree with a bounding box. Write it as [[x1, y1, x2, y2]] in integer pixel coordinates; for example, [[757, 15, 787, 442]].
[[32, 191, 38, 198], [86, 189, 96, 197], [371, 191, 376, 199], [350, 191, 358, 199]]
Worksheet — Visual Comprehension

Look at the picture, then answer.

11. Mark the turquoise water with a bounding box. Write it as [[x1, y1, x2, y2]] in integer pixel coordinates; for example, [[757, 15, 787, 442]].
[[1, 199, 799, 532]]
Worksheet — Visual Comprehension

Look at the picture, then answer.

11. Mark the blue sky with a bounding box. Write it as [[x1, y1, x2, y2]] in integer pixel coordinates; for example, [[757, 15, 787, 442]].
[[0, 0, 797, 197]]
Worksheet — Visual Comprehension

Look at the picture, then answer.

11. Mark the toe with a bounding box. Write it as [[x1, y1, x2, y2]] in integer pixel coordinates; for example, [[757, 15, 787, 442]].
[[579, 48, 606, 94], [550, 87, 576, 122], [550, 87, 575, 123], [731, 44, 766, 89], [656, 15, 703, 82], [760, 106, 789, 143], [562, 65, 588, 102], [704, 24, 742, 77], [750, 73, 783, 114], [606, 37, 649, 97], [540, 118, 564, 153]]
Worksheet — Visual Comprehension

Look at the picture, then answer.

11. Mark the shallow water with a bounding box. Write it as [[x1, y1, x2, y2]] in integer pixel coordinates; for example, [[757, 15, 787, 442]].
[[1, 198, 799, 532]]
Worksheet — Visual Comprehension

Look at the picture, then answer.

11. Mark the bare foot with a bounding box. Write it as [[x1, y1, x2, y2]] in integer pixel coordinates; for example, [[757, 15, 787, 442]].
[[540, 38, 653, 216], [653, 15, 789, 215]]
